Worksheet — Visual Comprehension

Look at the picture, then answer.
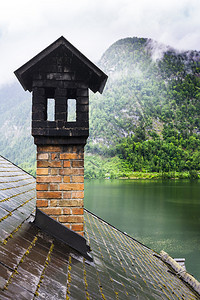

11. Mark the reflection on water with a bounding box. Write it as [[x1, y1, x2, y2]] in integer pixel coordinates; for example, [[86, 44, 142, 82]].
[[85, 179, 200, 280]]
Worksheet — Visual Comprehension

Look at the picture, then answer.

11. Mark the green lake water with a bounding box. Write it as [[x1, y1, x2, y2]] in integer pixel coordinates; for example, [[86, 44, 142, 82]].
[[85, 179, 200, 280]]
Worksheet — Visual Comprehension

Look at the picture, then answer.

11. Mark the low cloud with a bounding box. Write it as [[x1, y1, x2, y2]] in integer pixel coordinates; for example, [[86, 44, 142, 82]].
[[0, 0, 199, 87]]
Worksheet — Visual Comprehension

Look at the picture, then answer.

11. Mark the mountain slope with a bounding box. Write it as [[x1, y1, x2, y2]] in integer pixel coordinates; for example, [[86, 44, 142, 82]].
[[88, 37, 200, 151], [0, 83, 36, 174], [0, 37, 199, 176]]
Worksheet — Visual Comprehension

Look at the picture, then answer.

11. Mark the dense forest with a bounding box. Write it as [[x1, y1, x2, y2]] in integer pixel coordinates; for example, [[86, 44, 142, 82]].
[[0, 37, 199, 179]]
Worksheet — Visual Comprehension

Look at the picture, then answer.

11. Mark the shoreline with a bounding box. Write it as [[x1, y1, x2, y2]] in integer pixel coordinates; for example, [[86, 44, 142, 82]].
[[85, 171, 200, 180]]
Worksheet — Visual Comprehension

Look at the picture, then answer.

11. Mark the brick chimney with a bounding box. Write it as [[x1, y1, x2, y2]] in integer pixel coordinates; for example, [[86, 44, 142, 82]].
[[15, 36, 107, 236]]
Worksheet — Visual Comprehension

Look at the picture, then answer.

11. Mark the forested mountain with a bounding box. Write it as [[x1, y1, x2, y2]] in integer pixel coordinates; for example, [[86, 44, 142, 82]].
[[89, 37, 200, 146], [86, 38, 200, 178], [0, 37, 200, 177]]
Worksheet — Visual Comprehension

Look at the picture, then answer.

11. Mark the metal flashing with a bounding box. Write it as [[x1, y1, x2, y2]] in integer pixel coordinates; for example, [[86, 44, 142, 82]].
[[33, 208, 93, 262]]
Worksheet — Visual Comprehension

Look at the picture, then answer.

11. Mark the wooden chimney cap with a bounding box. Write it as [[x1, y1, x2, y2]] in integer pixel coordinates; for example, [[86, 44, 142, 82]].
[[14, 36, 108, 94]]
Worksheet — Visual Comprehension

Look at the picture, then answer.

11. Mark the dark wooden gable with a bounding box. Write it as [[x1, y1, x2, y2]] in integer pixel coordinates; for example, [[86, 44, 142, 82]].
[[14, 36, 107, 94], [14, 36, 108, 145]]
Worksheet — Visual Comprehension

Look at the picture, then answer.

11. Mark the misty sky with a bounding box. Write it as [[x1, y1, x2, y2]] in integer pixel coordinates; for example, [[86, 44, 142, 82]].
[[0, 0, 200, 87]]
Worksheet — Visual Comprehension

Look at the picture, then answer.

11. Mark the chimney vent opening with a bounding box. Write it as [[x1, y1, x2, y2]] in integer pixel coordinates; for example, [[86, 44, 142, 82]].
[[67, 99, 76, 122], [47, 98, 55, 121]]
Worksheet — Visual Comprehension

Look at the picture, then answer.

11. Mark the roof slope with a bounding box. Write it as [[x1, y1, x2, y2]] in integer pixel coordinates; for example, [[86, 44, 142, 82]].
[[0, 156, 200, 299], [0, 156, 35, 241]]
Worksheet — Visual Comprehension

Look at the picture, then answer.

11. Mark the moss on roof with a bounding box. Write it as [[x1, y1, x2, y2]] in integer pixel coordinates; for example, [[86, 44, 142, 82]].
[[0, 155, 200, 299]]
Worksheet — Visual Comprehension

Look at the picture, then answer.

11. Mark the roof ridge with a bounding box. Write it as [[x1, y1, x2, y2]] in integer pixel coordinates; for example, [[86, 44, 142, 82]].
[[84, 207, 153, 251], [0, 155, 36, 179], [161, 250, 200, 296]]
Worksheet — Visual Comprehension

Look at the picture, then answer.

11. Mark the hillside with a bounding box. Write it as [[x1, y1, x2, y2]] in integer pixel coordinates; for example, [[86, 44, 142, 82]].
[[0, 83, 36, 174], [0, 37, 200, 177], [88, 37, 200, 148], [85, 38, 200, 178]]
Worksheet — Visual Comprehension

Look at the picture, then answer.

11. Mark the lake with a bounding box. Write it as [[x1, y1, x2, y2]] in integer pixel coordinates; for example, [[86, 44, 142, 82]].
[[84, 179, 200, 281]]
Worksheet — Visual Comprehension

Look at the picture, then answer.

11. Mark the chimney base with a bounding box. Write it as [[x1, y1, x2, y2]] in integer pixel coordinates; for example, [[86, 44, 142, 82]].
[[34, 208, 92, 261], [36, 144, 84, 236]]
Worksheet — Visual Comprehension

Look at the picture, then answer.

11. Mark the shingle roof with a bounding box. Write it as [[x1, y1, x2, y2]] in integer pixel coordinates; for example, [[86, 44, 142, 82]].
[[0, 155, 200, 299], [0, 156, 35, 241]]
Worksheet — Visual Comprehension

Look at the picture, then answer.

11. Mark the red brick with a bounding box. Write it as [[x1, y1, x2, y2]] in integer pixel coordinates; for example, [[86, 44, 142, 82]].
[[37, 176, 62, 183], [62, 224, 71, 229], [36, 168, 48, 175], [63, 176, 70, 183], [50, 160, 61, 168], [58, 200, 70, 207], [37, 191, 62, 199], [71, 176, 84, 183], [59, 199, 83, 207], [63, 192, 71, 199], [36, 200, 48, 207], [60, 153, 78, 160], [72, 160, 84, 168], [50, 200, 58, 207], [63, 208, 71, 214], [51, 168, 59, 175], [49, 183, 59, 190], [60, 183, 84, 191], [36, 184, 48, 191], [51, 153, 59, 160], [71, 191, 84, 199], [63, 161, 70, 168], [37, 161, 49, 168], [40, 207, 62, 215], [58, 215, 84, 223], [72, 208, 84, 215], [50, 161, 62, 167], [37, 153, 48, 160], [37, 161, 62, 168], [59, 168, 84, 176], [71, 224, 84, 231]]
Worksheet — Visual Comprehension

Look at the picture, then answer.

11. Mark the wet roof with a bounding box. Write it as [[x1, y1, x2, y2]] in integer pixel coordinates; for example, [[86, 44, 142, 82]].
[[0, 155, 200, 299]]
